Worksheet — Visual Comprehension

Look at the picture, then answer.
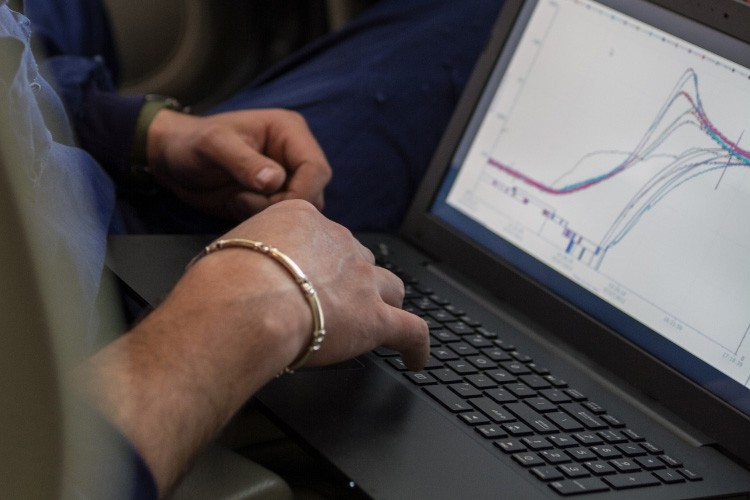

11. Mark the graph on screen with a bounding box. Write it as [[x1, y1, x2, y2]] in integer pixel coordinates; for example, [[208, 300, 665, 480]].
[[446, 0, 750, 386]]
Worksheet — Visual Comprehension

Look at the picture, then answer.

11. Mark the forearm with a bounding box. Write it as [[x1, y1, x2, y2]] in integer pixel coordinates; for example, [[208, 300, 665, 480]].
[[77, 248, 309, 496]]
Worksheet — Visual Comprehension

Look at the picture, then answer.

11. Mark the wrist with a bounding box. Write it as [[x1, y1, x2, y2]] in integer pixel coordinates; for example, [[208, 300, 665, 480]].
[[178, 246, 313, 377], [188, 239, 326, 374], [130, 94, 189, 168]]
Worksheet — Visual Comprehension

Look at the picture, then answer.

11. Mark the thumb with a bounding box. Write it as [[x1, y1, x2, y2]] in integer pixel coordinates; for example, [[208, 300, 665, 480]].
[[206, 130, 288, 194]]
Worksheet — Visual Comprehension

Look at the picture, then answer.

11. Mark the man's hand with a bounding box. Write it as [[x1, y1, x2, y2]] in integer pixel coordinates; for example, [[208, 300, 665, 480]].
[[145, 108, 332, 219], [79, 200, 428, 495], [218, 199, 431, 371]]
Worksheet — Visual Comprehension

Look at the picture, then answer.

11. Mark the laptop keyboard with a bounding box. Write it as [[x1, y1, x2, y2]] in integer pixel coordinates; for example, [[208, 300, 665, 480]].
[[375, 257, 703, 496]]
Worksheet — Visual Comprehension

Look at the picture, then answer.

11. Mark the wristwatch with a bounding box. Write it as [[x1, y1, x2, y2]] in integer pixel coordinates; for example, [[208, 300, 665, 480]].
[[129, 94, 188, 167]]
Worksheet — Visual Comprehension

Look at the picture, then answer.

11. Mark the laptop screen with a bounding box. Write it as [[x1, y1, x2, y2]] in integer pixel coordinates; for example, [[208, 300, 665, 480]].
[[430, 0, 750, 417]]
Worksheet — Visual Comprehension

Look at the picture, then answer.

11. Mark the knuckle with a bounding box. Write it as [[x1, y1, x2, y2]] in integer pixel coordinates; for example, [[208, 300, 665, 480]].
[[283, 198, 317, 213], [195, 122, 225, 147]]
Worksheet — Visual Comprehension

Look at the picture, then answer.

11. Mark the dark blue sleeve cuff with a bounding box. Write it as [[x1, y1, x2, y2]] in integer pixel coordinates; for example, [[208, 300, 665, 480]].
[[77, 85, 145, 181]]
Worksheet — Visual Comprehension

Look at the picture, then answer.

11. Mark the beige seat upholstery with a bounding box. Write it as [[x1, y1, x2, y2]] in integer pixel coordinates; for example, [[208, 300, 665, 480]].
[[168, 445, 293, 500], [101, 0, 259, 108], [102, 0, 373, 109]]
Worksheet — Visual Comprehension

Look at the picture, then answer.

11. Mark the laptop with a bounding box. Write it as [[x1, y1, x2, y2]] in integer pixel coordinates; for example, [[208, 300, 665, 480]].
[[107, 0, 750, 497]]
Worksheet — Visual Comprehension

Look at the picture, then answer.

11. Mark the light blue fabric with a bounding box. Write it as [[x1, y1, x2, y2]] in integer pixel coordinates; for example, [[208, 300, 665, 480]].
[[0, 1, 115, 346], [0, 4, 154, 497]]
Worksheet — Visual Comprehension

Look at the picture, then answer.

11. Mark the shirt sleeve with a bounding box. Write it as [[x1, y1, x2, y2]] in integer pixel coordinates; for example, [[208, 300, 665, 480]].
[[38, 54, 145, 183]]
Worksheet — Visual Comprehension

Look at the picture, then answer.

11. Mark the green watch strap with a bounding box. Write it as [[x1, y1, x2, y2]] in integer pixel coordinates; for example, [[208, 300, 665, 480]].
[[129, 94, 186, 167]]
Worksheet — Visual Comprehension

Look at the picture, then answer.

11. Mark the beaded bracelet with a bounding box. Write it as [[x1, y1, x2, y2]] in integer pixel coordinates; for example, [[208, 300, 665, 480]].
[[188, 238, 326, 374]]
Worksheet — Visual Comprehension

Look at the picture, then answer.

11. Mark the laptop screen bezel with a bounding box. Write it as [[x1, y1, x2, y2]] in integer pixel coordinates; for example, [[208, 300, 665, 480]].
[[400, 0, 750, 468]]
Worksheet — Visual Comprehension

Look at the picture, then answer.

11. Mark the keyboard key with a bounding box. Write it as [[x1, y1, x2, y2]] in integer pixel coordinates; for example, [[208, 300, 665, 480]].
[[565, 389, 587, 401], [493, 339, 516, 351], [654, 469, 685, 484], [472, 398, 516, 423], [503, 422, 535, 437], [386, 358, 407, 371], [640, 441, 663, 454], [465, 334, 494, 348], [583, 461, 616, 476], [459, 412, 489, 426], [404, 372, 436, 385], [423, 386, 473, 412], [603, 472, 660, 489], [423, 356, 443, 369], [524, 397, 558, 413], [549, 477, 608, 495], [481, 347, 512, 362], [635, 456, 665, 471], [476, 327, 499, 339], [423, 317, 443, 330], [475, 424, 507, 439], [531, 466, 565, 481], [678, 468, 703, 481], [621, 428, 644, 441], [512, 352, 534, 363], [445, 321, 475, 335], [449, 382, 483, 398], [616, 443, 647, 457], [446, 360, 478, 375], [572, 432, 603, 446], [547, 412, 585, 432], [467, 355, 497, 370], [548, 434, 578, 448], [591, 445, 622, 459], [443, 304, 465, 316], [659, 454, 683, 468], [582, 401, 606, 414], [461, 316, 483, 327], [597, 430, 627, 444], [528, 363, 551, 375], [465, 374, 498, 389], [600, 414, 625, 428], [522, 437, 554, 451], [505, 383, 538, 398], [427, 293, 449, 305], [540, 450, 572, 465], [450, 342, 479, 356], [431, 368, 462, 384], [432, 330, 460, 343], [431, 347, 459, 361], [519, 374, 552, 389], [559, 463, 590, 478], [486, 369, 516, 384], [506, 402, 558, 434], [485, 388, 518, 404], [566, 447, 597, 462], [494, 439, 526, 453], [544, 375, 568, 388], [411, 297, 439, 311], [513, 452, 546, 467], [501, 361, 533, 375], [540, 389, 572, 403], [429, 309, 456, 323], [610, 459, 641, 473], [563, 404, 607, 430]]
